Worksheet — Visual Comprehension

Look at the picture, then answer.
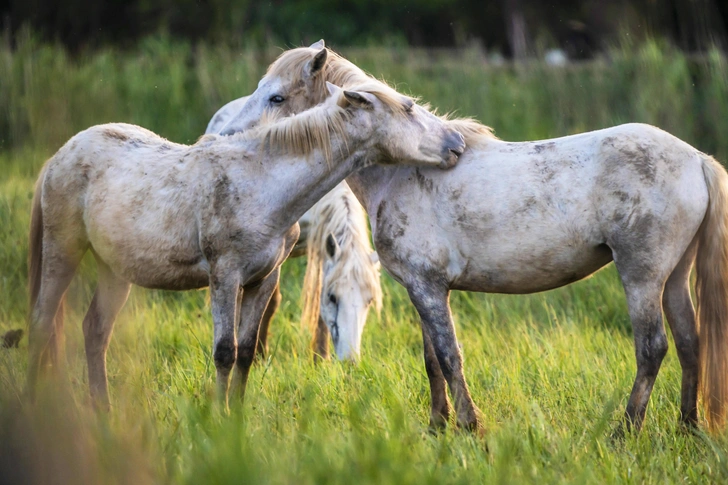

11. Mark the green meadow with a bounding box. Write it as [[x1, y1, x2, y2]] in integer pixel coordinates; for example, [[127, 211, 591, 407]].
[[2, 36, 728, 483]]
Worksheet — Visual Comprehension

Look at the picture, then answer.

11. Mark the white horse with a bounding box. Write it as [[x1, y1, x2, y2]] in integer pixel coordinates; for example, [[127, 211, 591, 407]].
[[27, 81, 466, 409], [206, 83, 381, 362], [297, 181, 382, 361], [219, 43, 728, 432]]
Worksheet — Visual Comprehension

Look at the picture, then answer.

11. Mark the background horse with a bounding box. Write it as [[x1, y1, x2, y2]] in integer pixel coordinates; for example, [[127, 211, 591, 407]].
[[220, 42, 728, 432], [27, 82, 465, 409], [207, 77, 381, 362]]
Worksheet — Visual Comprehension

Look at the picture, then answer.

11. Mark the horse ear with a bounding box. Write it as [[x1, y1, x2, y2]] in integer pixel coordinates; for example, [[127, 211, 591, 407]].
[[306, 48, 328, 78], [369, 251, 379, 265], [325, 233, 339, 258], [343, 90, 375, 109], [326, 81, 340, 97], [309, 39, 325, 49]]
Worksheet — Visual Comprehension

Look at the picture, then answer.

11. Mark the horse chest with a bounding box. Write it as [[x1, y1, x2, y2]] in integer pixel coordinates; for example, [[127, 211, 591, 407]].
[[202, 224, 298, 286]]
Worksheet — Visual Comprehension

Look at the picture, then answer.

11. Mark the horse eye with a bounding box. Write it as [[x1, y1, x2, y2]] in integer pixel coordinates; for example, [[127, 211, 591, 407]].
[[269, 95, 285, 104], [328, 293, 338, 305]]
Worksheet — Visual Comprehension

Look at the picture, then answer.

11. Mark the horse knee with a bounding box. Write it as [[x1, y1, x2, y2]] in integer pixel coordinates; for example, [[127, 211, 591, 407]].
[[638, 330, 668, 375], [214, 340, 236, 371], [237, 346, 256, 370]]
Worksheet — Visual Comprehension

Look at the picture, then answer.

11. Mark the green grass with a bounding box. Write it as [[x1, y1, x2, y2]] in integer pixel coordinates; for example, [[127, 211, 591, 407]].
[[2, 37, 728, 483]]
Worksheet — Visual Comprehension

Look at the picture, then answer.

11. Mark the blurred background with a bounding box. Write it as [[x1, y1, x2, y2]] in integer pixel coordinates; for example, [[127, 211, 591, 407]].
[[3, 0, 728, 55], [1, 0, 728, 160]]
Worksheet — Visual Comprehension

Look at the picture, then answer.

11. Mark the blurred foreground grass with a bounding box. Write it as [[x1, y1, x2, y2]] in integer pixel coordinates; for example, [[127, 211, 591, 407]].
[[1, 36, 728, 484]]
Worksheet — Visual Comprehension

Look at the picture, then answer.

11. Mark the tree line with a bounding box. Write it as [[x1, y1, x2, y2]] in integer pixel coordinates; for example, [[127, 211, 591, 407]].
[[2, 0, 727, 55]]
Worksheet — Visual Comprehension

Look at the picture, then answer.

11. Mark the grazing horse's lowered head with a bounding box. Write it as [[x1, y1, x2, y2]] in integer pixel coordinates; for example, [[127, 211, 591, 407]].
[[300, 182, 382, 361]]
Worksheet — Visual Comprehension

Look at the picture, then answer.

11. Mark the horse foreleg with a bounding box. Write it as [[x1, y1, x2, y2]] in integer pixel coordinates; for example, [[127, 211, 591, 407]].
[[83, 258, 130, 410], [256, 283, 281, 359], [210, 268, 242, 410], [407, 280, 480, 432], [231, 267, 281, 403], [421, 324, 451, 430]]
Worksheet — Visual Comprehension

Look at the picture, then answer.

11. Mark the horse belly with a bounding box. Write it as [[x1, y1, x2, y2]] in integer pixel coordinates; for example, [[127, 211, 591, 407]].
[[94, 239, 210, 290], [451, 238, 613, 294], [86, 212, 209, 290]]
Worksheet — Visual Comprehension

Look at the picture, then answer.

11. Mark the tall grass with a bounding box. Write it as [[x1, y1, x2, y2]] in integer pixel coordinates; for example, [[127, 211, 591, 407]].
[[1, 36, 728, 484]]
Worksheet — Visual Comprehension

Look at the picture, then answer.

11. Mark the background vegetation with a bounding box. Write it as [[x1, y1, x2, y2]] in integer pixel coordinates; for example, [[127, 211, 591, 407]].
[[2, 0, 728, 55], [2, 32, 728, 484]]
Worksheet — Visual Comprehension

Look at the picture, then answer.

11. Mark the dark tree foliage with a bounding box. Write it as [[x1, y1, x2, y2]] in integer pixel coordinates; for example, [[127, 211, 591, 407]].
[[1, 0, 726, 53]]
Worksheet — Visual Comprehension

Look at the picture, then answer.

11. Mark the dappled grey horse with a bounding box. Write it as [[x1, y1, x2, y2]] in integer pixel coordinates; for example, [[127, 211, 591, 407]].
[[221, 42, 728, 432], [27, 82, 465, 409]]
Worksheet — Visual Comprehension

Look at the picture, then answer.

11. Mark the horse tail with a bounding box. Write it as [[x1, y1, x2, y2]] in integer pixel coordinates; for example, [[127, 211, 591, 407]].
[[696, 155, 728, 429], [300, 237, 323, 335], [28, 164, 64, 330]]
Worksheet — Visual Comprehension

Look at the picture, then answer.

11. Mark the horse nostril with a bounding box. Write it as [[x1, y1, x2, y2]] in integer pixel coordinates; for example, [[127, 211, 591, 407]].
[[446, 131, 466, 157]]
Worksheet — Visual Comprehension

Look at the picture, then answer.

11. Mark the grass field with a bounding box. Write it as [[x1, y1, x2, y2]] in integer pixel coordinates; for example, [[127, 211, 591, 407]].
[[2, 37, 728, 484]]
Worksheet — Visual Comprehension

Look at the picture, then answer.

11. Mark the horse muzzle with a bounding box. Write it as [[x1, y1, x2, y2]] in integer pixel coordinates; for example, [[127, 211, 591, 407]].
[[441, 130, 466, 169]]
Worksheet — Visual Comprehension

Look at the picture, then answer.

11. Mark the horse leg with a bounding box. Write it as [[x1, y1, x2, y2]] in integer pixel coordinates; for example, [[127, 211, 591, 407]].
[[232, 267, 281, 403], [27, 244, 82, 398], [256, 283, 281, 359], [407, 280, 479, 431], [313, 316, 330, 362], [83, 258, 131, 410], [615, 266, 669, 431], [662, 242, 699, 427], [210, 268, 242, 409], [44, 310, 65, 368], [421, 323, 451, 430]]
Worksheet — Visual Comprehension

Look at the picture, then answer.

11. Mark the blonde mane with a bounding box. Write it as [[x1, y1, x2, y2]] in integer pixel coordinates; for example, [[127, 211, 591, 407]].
[[443, 116, 498, 146], [197, 93, 350, 163], [268, 45, 498, 147], [300, 182, 382, 332], [260, 97, 350, 163]]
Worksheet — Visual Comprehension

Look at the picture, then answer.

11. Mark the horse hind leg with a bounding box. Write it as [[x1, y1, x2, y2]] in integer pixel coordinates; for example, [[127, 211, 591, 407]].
[[83, 257, 131, 410], [613, 249, 672, 431], [27, 243, 83, 398], [256, 283, 281, 359], [662, 240, 699, 427]]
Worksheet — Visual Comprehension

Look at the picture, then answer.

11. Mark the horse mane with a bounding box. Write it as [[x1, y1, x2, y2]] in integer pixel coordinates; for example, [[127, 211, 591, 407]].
[[268, 46, 497, 147], [260, 97, 350, 163], [443, 116, 498, 146], [300, 182, 382, 332], [197, 94, 350, 162]]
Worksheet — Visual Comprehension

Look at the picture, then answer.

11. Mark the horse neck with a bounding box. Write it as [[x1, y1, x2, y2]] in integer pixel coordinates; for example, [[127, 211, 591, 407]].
[[345, 164, 400, 217], [259, 132, 371, 232]]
